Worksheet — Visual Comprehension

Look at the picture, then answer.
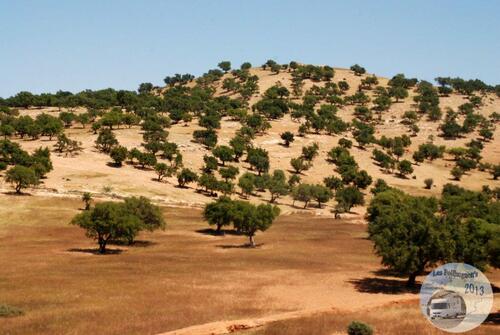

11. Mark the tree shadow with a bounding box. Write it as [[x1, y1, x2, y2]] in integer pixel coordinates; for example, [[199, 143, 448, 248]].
[[484, 312, 500, 325], [67, 248, 123, 255], [348, 277, 421, 294], [216, 243, 263, 249], [106, 162, 123, 168], [3, 191, 32, 196], [196, 228, 244, 236], [372, 268, 410, 278], [108, 240, 156, 247]]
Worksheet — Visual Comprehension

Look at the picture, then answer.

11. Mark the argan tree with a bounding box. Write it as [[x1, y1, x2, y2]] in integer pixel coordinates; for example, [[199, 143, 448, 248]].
[[203, 196, 234, 234], [70, 197, 164, 253], [231, 201, 280, 247], [280, 131, 294, 147], [367, 189, 449, 286], [5, 165, 39, 194]]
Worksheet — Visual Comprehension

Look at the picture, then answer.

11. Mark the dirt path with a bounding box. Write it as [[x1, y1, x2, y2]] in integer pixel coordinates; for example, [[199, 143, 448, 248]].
[[157, 298, 417, 335]]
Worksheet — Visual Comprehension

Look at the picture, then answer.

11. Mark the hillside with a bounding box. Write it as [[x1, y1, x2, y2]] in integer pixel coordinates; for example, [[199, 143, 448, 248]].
[[2, 63, 498, 217]]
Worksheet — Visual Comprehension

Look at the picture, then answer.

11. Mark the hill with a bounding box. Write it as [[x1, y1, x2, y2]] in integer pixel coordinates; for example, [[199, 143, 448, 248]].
[[1, 61, 498, 216]]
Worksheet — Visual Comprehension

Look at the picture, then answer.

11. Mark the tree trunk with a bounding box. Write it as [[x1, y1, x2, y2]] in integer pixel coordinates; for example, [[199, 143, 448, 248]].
[[249, 235, 255, 247], [407, 272, 418, 287], [98, 239, 107, 254]]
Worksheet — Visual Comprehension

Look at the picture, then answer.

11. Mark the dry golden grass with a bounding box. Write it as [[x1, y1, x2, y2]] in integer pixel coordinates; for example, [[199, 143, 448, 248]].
[[240, 300, 498, 335], [3, 195, 495, 335], [1, 67, 500, 334]]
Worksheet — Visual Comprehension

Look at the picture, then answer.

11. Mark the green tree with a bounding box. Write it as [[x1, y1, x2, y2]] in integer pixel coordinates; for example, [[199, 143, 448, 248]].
[[229, 136, 247, 162], [311, 184, 333, 208], [5, 165, 39, 193], [59, 111, 76, 128], [137, 152, 157, 169], [154, 163, 171, 181], [280, 131, 294, 147], [350, 64, 366, 76], [82, 192, 93, 210], [240, 62, 252, 70], [238, 172, 255, 198], [231, 201, 280, 247], [491, 165, 500, 180], [323, 176, 343, 191], [123, 196, 165, 241], [219, 165, 239, 182], [397, 159, 414, 178], [335, 186, 364, 212], [0, 124, 15, 139], [389, 86, 409, 102], [301, 142, 319, 162], [203, 196, 234, 233], [371, 178, 391, 195], [76, 113, 91, 128], [177, 168, 198, 187], [212, 145, 235, 166], [109, 146, 128, 166], [70, 202, 141, 253], [95, 129, 118, 153], [217, 61, 231, 72], [267, 170, 289, 203], [247, 147, 270, 175], [292, 183, 313, 208], [198, 172, 219, 196], [353, 170, 373, 189], [367, 189, 449, 286], [203, 155, 219, 173], [352, 120, 374, 148], [451, 166, 464, 180], [290, 157, 309, 174], [338, 138, 352, 149]]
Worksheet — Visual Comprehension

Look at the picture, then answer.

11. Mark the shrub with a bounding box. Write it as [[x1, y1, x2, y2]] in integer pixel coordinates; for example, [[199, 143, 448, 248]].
[[347, 321, 373, 335], [451, 166, 464, 180], [0, 304, 24, 317], [424, 178, 433, 189]]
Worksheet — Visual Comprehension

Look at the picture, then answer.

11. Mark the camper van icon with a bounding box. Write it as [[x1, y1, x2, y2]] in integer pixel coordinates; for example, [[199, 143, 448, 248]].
[[419, 263, 493, 333], [428, 290, 466, 320]]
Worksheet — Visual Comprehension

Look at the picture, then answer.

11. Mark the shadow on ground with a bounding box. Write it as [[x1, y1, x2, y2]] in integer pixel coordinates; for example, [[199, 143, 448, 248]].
[[216, 243, 264, 249], [196, 228, 245, 236], [484, 312, 500, 325], [67, 248, 123, 255], [348, 277, 421, 294], [108, 240, 156, 247]]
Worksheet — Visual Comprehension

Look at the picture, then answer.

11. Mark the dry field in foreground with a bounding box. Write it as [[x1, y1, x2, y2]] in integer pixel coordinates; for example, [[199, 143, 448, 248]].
[[239, 300, 499, 335], [0, 195, 498, 335]]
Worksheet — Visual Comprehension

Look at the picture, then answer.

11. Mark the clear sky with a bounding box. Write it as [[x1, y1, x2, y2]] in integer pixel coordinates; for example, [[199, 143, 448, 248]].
[[1, 0, 499, 98]]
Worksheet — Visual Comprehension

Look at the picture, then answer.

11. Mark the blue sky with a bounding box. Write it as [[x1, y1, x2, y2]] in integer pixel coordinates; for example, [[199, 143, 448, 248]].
[[0, 0, 499, 97]]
